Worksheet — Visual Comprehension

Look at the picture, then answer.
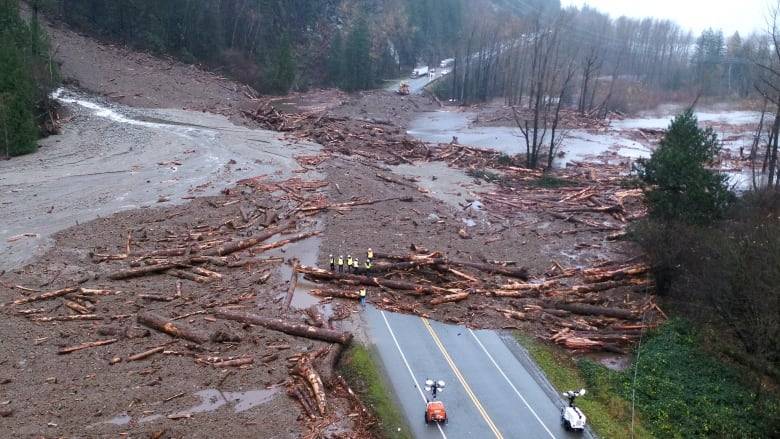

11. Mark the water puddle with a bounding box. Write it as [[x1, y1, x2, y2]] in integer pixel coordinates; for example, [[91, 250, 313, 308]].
[[170, 387, 279, 417], [88, 387, 279, 429]]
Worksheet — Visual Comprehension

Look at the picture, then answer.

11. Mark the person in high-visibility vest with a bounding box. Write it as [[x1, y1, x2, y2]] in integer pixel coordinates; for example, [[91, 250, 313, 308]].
[[337, 255, 344, 273], [329, 254, 335, 271], [346, 255, 353, 271], [364, 259, 372, 273], [358, 287, 367, 307], [367, 248, 374, 261], [352, 257, 360, 274]]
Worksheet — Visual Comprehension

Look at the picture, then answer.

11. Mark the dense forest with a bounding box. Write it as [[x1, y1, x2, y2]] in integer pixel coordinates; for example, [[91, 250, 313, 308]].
[[0, 0, 57, 157], [41, 0, 482, 92]]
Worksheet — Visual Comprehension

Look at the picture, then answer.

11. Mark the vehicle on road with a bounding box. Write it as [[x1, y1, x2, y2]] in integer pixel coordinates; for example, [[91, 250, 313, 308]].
[[561, 389, 587, 432], [411, 66, 429, 78], [424, 378, 448, 425], [425, 400, 448, 424], [440, 58, 455, 68]]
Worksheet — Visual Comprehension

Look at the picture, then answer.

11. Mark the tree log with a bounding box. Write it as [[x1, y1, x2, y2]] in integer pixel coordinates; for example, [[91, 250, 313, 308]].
[[430, 292, 470, 305], [202, 221, 294, 256], [298, 265, 457, 295], [214, 309, 352, 345], [373, 252, 529, 280], [309, 289, 359, 300], [108, 263, 178, 280], [293, 355, 327, 415], [137, 312, 209, 344], [283, 259, 300, 310], [546, 302, 640, 320], [58, 339, 117, 354], [168, 269, 212, 284], [128, 346, 166, 362], [11, 286, 79, 305]]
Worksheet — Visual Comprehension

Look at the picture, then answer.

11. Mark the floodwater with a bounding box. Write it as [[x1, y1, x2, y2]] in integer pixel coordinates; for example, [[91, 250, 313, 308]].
[[407, 108, 761, 189], [407, 110, 653, 167]]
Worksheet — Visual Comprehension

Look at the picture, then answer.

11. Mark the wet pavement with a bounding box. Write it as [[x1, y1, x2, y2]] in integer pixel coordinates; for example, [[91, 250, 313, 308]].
[[364, 306, 593, 439]]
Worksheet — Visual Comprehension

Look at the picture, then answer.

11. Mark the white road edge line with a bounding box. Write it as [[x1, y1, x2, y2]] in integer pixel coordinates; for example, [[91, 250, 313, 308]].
[[468, 328, 557, 439], [381, 310, 448, 439]]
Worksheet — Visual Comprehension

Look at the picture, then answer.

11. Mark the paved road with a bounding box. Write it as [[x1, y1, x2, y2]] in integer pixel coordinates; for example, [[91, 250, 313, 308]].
[[365, 306, 594, 439], [385, 69, 451, 95]]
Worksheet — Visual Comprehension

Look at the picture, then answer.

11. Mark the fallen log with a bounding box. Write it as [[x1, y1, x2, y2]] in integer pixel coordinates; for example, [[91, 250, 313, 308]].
[[202, 220, 294, 256], [108, 263, 178, 280], [288, 384, 318, 419], [305, 306, 325, 328], [373, 253, 529, 280], [10, 286, 79, 305], [168, 269, 212, 284], [570, 278, 650, 294], [546, 302, 640, 320], [293, 355, 327, 416], [582, 264, 648, 283], [309, 289, 359, 300], [137, 312, 209, 344], [283, 259, 300, 310], [58, 339, 117, 354], [32, 314, 104, 322], [128, 346, 166, 362], [214, 309, 352, 345], [299, 196, 413, 212], [430, 292, 470, 306], [254, 231, 321, 254], [297, 265, 453, 295], [213, 357, 254, 368]]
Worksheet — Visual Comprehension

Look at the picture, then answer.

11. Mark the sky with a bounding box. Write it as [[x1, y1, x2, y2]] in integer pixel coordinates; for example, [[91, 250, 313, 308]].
[[561, 0, 771, 36]]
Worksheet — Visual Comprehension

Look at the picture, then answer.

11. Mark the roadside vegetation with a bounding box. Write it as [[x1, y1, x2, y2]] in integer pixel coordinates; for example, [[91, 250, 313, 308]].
[[0, 0, 58, 158], [514, 333, 655, 439], [624, 110, 780, 436], [340, 344, 412, 439]]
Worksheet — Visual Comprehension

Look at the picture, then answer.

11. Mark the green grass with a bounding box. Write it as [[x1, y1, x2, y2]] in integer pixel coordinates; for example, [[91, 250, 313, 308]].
[[340, 344, 412, 439], [516, 321, 780, 439], [514, 333, 655, 439]]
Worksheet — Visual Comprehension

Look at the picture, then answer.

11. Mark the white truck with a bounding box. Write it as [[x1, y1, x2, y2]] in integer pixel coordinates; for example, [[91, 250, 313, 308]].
[[410, 66, 429, 79]]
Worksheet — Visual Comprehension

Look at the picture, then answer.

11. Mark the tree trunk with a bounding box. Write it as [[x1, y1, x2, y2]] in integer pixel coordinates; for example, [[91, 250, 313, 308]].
[[214, 309, 353, 345]]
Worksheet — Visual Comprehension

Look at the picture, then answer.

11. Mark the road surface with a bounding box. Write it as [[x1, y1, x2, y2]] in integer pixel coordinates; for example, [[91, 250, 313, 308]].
[[364, 306, 594, 439], [385, 69, 451, 95]]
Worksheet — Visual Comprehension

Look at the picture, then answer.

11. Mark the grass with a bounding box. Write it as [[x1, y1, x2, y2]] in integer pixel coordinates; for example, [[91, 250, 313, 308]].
[[340, 344, 412, 439], [514, 333, 655, 439], [516, 321, 780, 439]]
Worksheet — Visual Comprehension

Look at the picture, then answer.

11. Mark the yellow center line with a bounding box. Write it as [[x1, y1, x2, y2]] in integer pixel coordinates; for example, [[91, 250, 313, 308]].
[[422, 317, 505, 439]]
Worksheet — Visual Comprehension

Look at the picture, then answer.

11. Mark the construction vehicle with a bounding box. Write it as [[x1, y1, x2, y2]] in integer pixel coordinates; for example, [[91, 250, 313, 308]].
[[561, 389, 587, 432], [424, 379, 448, 425], [398, 82, 411, 95]]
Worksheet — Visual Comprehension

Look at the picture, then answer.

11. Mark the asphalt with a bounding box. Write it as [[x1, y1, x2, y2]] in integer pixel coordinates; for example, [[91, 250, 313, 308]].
[[364, 306, 595, 439]]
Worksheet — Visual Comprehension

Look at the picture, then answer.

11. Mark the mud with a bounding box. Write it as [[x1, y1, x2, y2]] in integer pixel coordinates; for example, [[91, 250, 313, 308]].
[[0, 88, 320, 272]]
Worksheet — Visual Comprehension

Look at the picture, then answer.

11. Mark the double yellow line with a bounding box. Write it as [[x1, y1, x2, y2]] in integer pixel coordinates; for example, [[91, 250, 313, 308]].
[[421, 317, 505, 439]]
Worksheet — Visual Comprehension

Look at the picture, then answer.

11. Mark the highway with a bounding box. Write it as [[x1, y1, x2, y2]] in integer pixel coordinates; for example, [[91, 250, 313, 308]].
[[385, 68, 451, 95], [364, 306, 594, 439]]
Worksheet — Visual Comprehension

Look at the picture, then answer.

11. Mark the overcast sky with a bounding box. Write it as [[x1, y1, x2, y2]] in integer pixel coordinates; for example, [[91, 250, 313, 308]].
[[561, 0, 771, 36]]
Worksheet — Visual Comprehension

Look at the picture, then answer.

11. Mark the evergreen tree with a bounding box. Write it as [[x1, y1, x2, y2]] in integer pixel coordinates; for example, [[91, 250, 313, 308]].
[[637, 110, 733, 224], [326, 32, 344, 87], [343, 17, 372, 91], [269, 34, 296, 93], [0, 0, 45, 157]]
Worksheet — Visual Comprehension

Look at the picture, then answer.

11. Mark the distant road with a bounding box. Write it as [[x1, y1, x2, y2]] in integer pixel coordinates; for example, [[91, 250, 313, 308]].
[[385, 69, 451, 95], [364, 306, 594, 439]]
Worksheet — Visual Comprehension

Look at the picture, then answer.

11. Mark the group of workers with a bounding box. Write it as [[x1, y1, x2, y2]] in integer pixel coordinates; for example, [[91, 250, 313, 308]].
[[328, 248, 374, 307], [328, 248, 374, 274]]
